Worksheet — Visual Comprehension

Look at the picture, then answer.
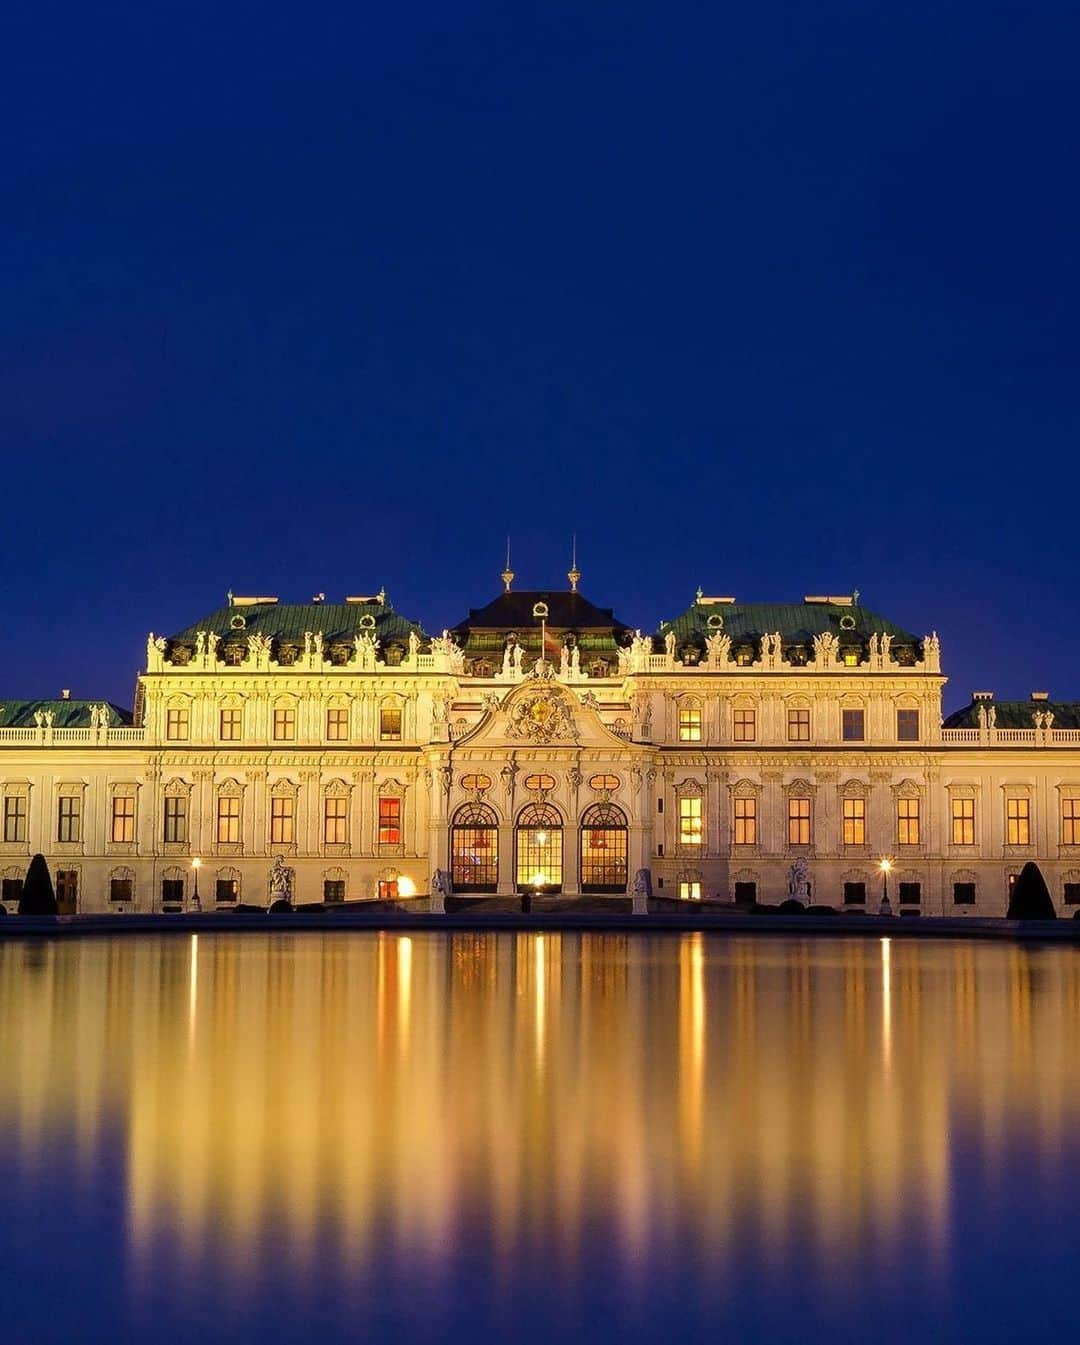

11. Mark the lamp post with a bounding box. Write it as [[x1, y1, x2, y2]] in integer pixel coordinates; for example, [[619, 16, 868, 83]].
[[191, 856, 202, 912], [878, 857, 893, 916]]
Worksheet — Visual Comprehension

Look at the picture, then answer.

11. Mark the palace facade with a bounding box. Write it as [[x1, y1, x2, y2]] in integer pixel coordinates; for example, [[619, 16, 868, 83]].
[[2, 566, 1079, 916]]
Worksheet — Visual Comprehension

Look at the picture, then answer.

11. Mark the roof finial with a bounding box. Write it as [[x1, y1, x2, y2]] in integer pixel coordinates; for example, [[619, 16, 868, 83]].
[[226, 588, 234, 607], [695, 584, 703, 602], [500, 536, 514, 593], [568, 534, 581, 593], [853, 588, 861, 606]]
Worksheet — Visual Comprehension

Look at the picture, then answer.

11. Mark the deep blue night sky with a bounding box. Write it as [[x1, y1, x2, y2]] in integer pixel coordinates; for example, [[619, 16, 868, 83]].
[[3, 2, 1077, 712]]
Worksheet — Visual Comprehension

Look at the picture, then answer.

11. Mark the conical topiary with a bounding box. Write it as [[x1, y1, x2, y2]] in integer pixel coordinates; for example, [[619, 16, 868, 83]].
[[1007, 861, 1056, 920], [18, 853, 58, 916]]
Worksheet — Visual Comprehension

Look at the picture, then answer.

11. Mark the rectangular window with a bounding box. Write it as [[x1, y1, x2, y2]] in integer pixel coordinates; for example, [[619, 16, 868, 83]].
[[219, 708, 242, 740], [951, 798, 975, 845], [377, 879, 399, 900], [3, 796, 27, 843], [1062, 799, 1079, 846], [842, 798, 866, 846], [56, 870, 77, 910], [898, 881, 921, 905], [679, 881, 702, 900], [216, 796, 241, 844], [163, 796, 187, 844], [1064, 883, 1080, 906], [898, 797, 921, 846], [111, 796, 135, 843], [57, 795, 82, 843], [953, 882, 976, 906], [216, 878, 238, 904], [326, 708, 348, 741], [378, 796, 401, 846], [165, 708, 189, 741], [733, 881, 756, 905], [273, 707, 296, 741], [733, 708, 756, 742], [1006, 797, 1031, 846], [110, 878, 133, 902], [787, 708, 810, 742], [788, 798, 811, 846], [897, 709, 920, 741], [678, 705, 702, 742], [678, 796, 703, 846], [162, 878, 184, 905], [733, 797, 757, 846], [2, 877, 23, 904], [270, 796, 295, 845], [842, 708, 865, 742], [324, 797, 348, 845], [843, 882, 866, 905], [324, 879, 346, 903], [379, 706, 402, 741]]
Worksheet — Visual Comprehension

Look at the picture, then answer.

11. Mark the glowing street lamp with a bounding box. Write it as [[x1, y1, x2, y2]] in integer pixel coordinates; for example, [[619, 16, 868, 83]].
[[878, 857, 893, 915], [191, 856, 202, 912]]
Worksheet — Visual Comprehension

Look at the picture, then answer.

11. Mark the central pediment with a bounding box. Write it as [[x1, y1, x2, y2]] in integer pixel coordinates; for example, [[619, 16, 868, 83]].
[[457, 671, 628, 750]]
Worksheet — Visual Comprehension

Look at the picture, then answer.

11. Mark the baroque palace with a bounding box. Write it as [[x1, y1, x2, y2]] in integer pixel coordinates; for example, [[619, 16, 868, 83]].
[[2, 561, 1079, 916]]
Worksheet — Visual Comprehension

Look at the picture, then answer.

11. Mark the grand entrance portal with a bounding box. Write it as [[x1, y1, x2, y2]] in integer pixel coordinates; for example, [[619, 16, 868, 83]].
[[516, 803, 563, 893]]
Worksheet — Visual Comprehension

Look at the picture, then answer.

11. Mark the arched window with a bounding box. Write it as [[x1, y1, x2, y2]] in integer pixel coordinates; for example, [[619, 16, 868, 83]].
[[580, 802, 628, 893], [451, 802, 499, 892], [516, 802, 562, 893]]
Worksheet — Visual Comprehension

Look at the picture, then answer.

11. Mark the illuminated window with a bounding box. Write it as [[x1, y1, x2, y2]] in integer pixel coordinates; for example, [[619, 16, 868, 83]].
[[843, 649, 860, 667], [679, 881, 702, 901], [324, 797, 347, 845], [678, 796, 703, 846], [57, 795, 81, 843], [216, 796, 241, 844], [589, 774, 620, 792], [678, 703, 702, 742], [515, 802, 562, 891], [378, 797, 401, 846], [377, 879, 399, 900], [273, 707, 296, 741], [270, 796, 295, 845], [166, 708, 189, 741], [897, 708, 920, 741], [898, 797, 920, 846], [580, 802, 628, 892], [842, 708, 864, 741], [1006, 797, 1030, 846], [219, 708, 242, 740], [451, 802, 498, 891], [951, 798, 975, 845], [379, 706, 402, 741], [733, 797, 757, 845], [111, 796, 135, 843], [787, 708, 810, 742], [788, 798, 811, 846], [326, 707, 348, 740], [1062, 799, 1079, 846], [163, 797, 187, 844], [842, 797, 865, 846], [733, 708, 756, 742], [524, 773, 556, 791], [3, 795, 27, 843]]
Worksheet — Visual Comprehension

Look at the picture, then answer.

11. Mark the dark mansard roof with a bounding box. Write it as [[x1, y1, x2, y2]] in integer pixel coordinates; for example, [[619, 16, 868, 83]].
[[944, 700, 1080, 730], [167, 596, 427, 652], [0, 699, 132, 727]]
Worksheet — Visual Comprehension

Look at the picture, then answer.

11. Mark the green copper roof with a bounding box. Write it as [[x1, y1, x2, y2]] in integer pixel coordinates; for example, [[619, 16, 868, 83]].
[[944, 701, 1080, 730], [659, 600, 922, 649], [169, 600, 428, 649], [0, 700, 132, 728]]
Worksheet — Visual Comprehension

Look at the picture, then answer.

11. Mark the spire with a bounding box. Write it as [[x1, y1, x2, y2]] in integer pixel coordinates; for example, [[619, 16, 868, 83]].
[[500, 536, 514, 593], [567, 534, 581, 593]]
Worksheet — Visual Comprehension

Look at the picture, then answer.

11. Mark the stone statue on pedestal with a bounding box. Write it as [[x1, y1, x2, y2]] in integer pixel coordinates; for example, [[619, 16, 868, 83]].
[[787, 857, 810, 906], [268, 855, 294, 909]]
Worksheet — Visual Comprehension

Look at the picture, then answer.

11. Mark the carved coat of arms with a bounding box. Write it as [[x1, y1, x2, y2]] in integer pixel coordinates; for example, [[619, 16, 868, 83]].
[[506, 689, 576, 744]]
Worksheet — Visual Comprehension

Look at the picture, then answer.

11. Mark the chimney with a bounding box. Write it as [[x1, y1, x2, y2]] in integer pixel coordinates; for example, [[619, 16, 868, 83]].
[[1031, 691, 1050, 701], [972, 690, 994, 702], [61, 689, 70, 700]]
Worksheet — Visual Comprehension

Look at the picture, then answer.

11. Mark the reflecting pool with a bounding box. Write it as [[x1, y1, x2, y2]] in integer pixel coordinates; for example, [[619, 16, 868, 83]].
[[2, 932, 1080, 1342]]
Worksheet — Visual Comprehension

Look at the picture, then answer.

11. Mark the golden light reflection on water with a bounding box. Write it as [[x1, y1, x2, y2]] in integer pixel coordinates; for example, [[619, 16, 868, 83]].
[[3, 933, 1080, 1303]]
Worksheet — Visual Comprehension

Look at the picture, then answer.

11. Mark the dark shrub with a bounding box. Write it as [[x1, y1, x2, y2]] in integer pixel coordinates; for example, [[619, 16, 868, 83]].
[[268, 899, 294, 914], [807, 905, 838, 916], [750, 902, 779, 914], [18, 854, 57, 916], [232, 904, 267, 915], [778, 898, 807, 914], [1007, 862, 1056, 920]]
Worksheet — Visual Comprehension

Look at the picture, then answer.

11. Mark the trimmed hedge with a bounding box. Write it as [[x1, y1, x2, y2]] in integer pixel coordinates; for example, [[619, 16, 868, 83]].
[[19, 854, 58, 916], [1007, 861, 1056, 920]]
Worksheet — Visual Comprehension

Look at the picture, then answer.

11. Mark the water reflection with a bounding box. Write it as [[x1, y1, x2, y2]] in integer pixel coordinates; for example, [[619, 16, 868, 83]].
[[3, 933, 1080, 1341]]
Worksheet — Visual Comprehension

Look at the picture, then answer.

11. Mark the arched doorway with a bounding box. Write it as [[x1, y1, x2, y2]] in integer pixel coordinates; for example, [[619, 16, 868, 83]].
[[451, 802, 499, 892], [516, 802, 563, 893], [580, 802, 628, 893]]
